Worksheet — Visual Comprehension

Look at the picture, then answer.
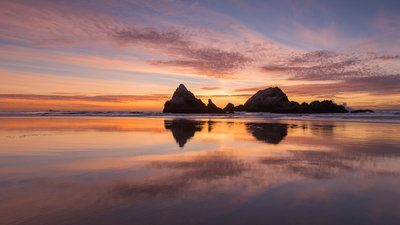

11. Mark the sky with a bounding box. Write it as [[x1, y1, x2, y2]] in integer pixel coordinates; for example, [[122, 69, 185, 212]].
[[0, 0, 399, 111]]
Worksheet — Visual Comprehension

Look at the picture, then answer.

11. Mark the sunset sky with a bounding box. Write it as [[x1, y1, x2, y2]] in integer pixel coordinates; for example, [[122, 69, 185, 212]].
[[0, 0, 399, 111]]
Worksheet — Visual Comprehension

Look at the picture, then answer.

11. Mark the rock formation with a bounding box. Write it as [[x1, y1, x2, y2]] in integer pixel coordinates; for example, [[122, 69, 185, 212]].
[[163, 84, 207, 113], [233, 104, 245, 111], [350, 109, 374, 113], [244, 87, 290, 112], [206, 99, 225, 114], [163, 85, 349, 114], [308, 100, 348, 113], [223, 103, 235, 114], [163, 84, 225, 113], [243, 87, 348, 113]]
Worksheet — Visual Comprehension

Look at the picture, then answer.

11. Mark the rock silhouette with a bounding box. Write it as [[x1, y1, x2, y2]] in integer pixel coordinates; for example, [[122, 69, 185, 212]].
[[244, 87, 291, 112], [244, 87, 348, 113], [308, 100, 348, 113], [223, 103, 235, 113], [351, 109, 374, 113], [246, 122, 288, 144], [163, 84, 207, 113], [163, 85, 349, 114], [206, 99, 225, 113], [164, 119, 205, 147], [163, 84, 225, 113], [233, 104, 245, 111]]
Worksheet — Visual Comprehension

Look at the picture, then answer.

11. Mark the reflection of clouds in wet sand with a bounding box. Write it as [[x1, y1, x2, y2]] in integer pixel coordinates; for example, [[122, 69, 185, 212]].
[[110, 143, 400, 201], [1, 118, 400, 225], [0, 117, 167, 133], [112, 152, 250, 198], [259, 150, 400, 179], [0, 155, 399, 225]]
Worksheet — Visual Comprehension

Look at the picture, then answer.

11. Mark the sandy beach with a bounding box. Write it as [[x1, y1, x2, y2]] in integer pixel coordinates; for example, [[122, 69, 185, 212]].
[[1, 116, 400, 224]]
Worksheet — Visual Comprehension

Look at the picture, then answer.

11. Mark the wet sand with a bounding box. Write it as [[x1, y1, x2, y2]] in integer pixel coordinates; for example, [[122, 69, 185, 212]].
[[0, 117, 400, 225]]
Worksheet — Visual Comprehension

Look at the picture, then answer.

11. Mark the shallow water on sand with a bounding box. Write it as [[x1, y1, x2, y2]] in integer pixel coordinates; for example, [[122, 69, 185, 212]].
[[1, 117, 400, 225]]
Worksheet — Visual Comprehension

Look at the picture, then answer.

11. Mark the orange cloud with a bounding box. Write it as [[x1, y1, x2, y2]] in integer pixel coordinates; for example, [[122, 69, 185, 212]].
[[200, 87, 221, 91]]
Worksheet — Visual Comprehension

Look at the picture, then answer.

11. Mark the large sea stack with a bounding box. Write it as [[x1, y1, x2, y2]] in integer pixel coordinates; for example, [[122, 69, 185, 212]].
[[163, 84, 225, 113], [163, 84, 206, 113], [244, 87, 292, 112]]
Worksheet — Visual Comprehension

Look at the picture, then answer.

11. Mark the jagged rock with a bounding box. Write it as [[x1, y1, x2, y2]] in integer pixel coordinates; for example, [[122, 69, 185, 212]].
[[234, 104, 245, 111], [351, 109, 374, 113], [223, 103, 235, 113], [206, 99, 225, 114], [163, 84, 207, 113]]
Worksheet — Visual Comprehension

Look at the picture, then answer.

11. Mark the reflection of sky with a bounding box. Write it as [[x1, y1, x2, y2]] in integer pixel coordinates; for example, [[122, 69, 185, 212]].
[[0, 117, 400, 224]]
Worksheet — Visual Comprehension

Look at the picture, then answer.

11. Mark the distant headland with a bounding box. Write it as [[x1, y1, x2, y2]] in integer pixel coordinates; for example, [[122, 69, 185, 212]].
[[163, 84, 372, 114]]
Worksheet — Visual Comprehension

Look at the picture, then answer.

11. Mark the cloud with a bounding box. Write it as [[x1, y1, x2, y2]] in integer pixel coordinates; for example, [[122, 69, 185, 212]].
[[233, 86, 270, 93], [0, 0, 296, 79], [113, 27, 254, 76], [149, 48, 252, 77], [200, 86, 221, 90], [197, 94, 251, 98], [283, 75, 400, 96], [0, 94, 170, 103], [259, 50, 400, 82], [112, 27, 188, 46], [374, 55, 400, 60], [0, 93, 253, 103]]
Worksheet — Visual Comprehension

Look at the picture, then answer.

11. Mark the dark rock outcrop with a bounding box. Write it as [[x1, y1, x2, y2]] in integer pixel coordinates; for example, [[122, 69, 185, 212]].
[[163, 84, 225, 114], [308, 100, 348, 113], [243, 87, 348, 113], [163, 85, 349, 114], [351, 109, 374, 113], [234, 104, 245, 111], [244, 87, 289, 112], [206, 99, 225, 114], [223, 103, 235, 114], [163, 84, 207, 113]]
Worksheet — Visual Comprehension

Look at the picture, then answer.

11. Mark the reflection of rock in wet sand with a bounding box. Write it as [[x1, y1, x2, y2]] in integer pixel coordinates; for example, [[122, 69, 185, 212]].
[[164, 119, 206, 147], [207, 120, 216, 133], [246, 123, 288, 144]]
